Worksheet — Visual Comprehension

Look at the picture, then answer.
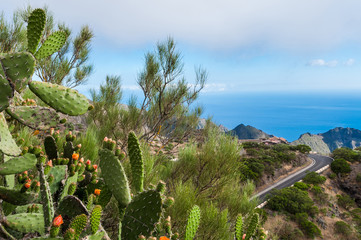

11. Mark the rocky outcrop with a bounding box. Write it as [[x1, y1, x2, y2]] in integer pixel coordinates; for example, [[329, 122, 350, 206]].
[[292, 127, 361, 154], [291, 133, 331, 154], [228, 124, 271, 139]]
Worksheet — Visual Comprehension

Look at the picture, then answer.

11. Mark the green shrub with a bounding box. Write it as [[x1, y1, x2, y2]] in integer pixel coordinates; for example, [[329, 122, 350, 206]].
[[294, 182, 310, 191], [266, 187, 314, 215], [328, 172, 337, 179], [277, 223, 304, 240], [332, 147, 361, 163], [337, 194, 356, 210], [294, 144, 312, 154], [295, 213, 322, 238], [331, 158, 351, 174], [334, 221, 352, 236], [302, 172, 326, 185]]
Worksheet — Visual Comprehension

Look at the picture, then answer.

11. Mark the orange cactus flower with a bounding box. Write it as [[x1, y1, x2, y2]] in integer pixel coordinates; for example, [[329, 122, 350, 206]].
[[72, 153, 79, 161], [47, 160, 53, 167], [24, 182, 31, 189], [32, 130, 40, 136], [159, 237, 170, 240], [94, 189, 101, 196], [93, 164, 98, 170], [86, 160, 91, 165], [53, 215, 63, 227]]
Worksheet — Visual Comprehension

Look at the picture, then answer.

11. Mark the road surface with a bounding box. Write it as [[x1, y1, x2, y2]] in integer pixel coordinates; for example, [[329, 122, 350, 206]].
[[252, 154, 333, 202]]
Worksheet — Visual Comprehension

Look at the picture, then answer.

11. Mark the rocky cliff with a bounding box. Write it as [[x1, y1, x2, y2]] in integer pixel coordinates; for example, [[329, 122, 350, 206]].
[[292, 127, 361, 154]]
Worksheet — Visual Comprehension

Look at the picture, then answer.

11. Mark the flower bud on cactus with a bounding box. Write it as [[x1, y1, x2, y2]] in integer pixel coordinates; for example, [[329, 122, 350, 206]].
[[88, 104, 94, 110], [77, 174, 85, 182], [156, 180, 166, 194], [44, 160, 52, 175], [50, 128, 54, 135], [138, 235, 146, 240], [38, 155, 47, 164], [94, 189, 101, 196], [21, 181, 31, 193], [64, 228, 76, 240], [72, 153, 79, 161], [47, 174, 54, 184], [17, 138, 24, 145], [66, 132, 73, 142], [163, 197, 175, 209], [70, 164, 76, 172], [115, 147, 121, 156], [22, 146, 28, 155], [171, 233, 179, 240]]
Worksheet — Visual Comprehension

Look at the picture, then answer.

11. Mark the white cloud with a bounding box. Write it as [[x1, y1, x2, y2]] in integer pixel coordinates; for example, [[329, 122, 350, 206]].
[[308, 59, 338, 67], [4, 0, 361, 52], [203, 83, 227, 92], [345, 58, 355, 66]]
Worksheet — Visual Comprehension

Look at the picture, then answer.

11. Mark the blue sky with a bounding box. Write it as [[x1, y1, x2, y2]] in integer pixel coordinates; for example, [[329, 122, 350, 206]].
[[4, 1, 361, 138]]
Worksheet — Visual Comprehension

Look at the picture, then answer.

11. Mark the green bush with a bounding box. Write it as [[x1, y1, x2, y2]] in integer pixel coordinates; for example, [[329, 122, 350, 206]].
[[294, 144, 312, 154], [294, 182, 310, 191], [266, 187, 314, 215], [277, 223, 304, 240], [331, 158, 351, 174], [337, 194, 356, 210], [334, 221, 352, 236], [302, 172, 326, 185], [332, 147, 361, 163], [328, 172, 337, 179], [295, 213, 322, 238]]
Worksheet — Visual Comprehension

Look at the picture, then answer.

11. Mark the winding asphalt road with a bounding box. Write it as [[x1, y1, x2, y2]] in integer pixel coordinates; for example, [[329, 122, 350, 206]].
[[252, 154, 333, 202]]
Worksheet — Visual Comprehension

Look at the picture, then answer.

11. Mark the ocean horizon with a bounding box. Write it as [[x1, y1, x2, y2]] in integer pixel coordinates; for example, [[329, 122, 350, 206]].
[[197, 91, 361, 142]]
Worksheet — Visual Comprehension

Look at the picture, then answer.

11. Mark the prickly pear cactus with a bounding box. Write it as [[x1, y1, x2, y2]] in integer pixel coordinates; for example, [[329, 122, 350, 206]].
[[0, 153, 37, 175], [6, 106, 61, 130], [90, 205, 102, 234], [28, 81, 90, 116], [185, 205, 201, 240], [0, 186, 38, 205], [69, 214, 88, 239], [0, 52, 35, 92], [128, 131, 144, 193], [0, 71, 13, 112], [27, 8, 46, 54], [44, 135, 58, 160], [99, 148, 131, 209], [121, 190, 162, 239], [0, 112, 21, 156], [5, 213, 45, 234]]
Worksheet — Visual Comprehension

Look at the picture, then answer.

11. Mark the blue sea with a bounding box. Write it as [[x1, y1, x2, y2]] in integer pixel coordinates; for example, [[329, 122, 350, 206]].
[[197, 91, 361, 142]]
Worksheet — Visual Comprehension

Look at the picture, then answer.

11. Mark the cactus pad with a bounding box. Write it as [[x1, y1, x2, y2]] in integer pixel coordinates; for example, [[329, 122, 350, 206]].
[[27, 8, 46, 54], [0, 186, 37, 205], [44, 135, 58, 160], [49, 165, 67, 194], [88, 232, 105, 240], [6, 106, 61, 130], [97, 185, 112, 208], [39, 164, 55, 229], [128, 131, 144, 193], [90, 205, 102, 234], [60, 172, 78, 201], [121, 190, 162, 239], [16, 204, 43, 214], [99, 149, 131, 208], [35, 31, 67, 60], [0, 153, 37, 175], [28, 81, 90, 116], [69, 214, 87, 239], [56, 196, 88, 227], [63, 141, 74, 162], [235, 214, 243, 240], [0, 52, 36, 92], [245, 213, 259, 240], [0, 112, 21, 156], [185, 205, 201, 240], [0, 70, 14, 112], [5, 213, 45, 234]]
